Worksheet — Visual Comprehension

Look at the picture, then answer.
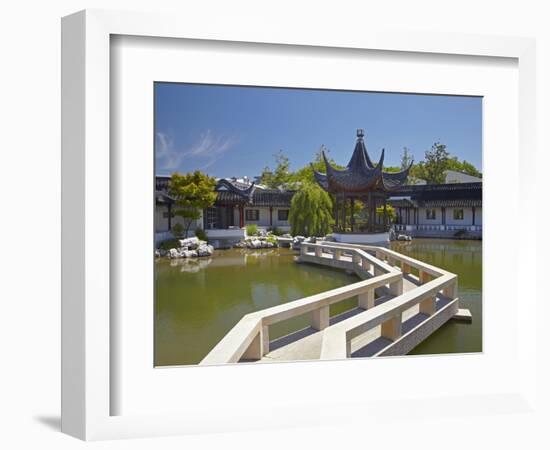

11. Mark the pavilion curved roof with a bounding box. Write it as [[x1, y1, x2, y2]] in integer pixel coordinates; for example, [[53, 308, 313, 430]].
[[313, 130, 412, 194], [215, 178, 256, 202]]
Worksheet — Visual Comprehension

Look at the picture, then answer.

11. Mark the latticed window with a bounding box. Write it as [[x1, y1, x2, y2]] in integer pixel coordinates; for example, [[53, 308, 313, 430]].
[[205, 207, 218, 229], [425, 209, 436, 220], [277, 209, 289, 221], [453, 209, 464, 220], [245, 209, 259, 221]]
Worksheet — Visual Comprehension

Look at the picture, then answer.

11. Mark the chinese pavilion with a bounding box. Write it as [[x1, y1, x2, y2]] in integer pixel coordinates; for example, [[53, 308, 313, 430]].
[[313, 129, 412, 233]]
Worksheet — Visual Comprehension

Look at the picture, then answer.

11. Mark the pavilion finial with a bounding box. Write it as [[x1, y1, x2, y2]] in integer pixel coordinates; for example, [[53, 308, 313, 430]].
[[356, 129, 364, 139]]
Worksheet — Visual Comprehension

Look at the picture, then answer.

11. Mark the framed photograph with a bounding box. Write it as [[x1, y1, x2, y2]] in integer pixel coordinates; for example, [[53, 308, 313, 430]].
[[62, 9, 538, 440]]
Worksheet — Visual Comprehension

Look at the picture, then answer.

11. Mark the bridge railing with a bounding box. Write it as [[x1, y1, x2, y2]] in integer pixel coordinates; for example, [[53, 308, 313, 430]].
[[320, 272, 458, 359], [394, 224, 482, 233], [317, 241, 458, 358], [200, 243, 402, 365], [200, 242, 459, 365], [318, 241, 453, 284]]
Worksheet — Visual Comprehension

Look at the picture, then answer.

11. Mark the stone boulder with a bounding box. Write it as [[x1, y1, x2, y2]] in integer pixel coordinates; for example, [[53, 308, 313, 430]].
[[179, 237, 200, 249], [248, 239, 262, 249], [197, 244, 214, 257], [169, 248, 179, 258]]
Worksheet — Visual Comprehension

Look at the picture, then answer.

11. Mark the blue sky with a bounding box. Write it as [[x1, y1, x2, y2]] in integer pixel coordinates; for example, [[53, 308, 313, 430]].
[[155, 83, 482, 178]]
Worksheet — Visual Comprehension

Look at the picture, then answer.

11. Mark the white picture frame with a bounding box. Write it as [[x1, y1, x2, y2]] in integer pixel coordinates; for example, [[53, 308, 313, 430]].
[[61, 9, 538, 441]]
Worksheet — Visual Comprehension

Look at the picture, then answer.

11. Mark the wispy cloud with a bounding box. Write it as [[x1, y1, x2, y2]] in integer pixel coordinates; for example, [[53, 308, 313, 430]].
[[156, 130, 237, 172]]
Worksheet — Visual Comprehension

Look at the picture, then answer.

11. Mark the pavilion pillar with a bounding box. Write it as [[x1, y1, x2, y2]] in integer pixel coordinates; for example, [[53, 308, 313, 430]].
[[167, 203, 172, 230], [334, 196, 339, 230], [239, 205, 244, 228], [350, 197, 355, 233], [269, 206, 273, 226], [342, 194, 346, 231], [472, 207, 476, 226], [383, 199, 387, 228], [367, 193, 372, 231]]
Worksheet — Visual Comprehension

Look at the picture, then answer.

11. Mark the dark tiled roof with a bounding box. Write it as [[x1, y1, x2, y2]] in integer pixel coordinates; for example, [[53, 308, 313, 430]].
[[388, 198, 416, 207], [313, 131, 411, 194], [155, 190, 174, 204], [215, 178, 256, 200], [395, 182, 482, 195], [215, 189, 295, 207], [252, 190, 295, 207], [418, 199, 482, 208]]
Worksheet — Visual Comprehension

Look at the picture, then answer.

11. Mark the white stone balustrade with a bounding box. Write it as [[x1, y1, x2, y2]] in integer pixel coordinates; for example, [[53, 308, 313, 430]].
[[201, 241, 463, 365]]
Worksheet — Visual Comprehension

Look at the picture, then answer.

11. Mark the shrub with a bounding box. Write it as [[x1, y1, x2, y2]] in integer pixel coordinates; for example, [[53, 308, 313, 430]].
[[268, 226, 284, 236], [158, 238, 180, 251], [171, 223, 184, 238], [194, 227, 208, 241], [246, 224, 258, 236]]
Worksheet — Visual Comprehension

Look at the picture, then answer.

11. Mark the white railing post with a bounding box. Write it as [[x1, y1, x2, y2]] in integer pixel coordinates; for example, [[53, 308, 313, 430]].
[[362, 257, 371, 273], [242, 331, 263, 360], [333, 248, 342, 261], [419, 296, 436, 316], [381, 315, 402, 341], [261, 325, 270, 355], [442, 279, 458, 299], [389, 278, 403, 296], [353, 252, 361, 267], [419, 270, 431, 284], [400, 261, 410, 275], [358, 289, 375, 309], [315, 245, 323, 258], [301, 243, 308, 256], [311, 306, 330, 330]]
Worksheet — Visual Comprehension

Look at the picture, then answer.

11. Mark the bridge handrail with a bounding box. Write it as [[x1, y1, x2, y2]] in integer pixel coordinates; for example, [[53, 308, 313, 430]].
[[320, 273, 457, 359], [200, 242, 458, 365], [259, 272, 399, 326], [300, 242, 396, 274], [200, 245, 401, 365], [317, 241, 451, 278]]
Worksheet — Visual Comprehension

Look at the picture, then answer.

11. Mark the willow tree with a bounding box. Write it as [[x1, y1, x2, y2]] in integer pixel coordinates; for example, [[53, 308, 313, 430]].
[[288, 183, 333, 237]]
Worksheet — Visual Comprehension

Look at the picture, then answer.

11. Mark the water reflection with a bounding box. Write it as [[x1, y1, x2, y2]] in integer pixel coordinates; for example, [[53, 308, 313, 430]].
[[155, 240, 482, 366], [391, 239, 482, 355], [155, 248, 357, 366]]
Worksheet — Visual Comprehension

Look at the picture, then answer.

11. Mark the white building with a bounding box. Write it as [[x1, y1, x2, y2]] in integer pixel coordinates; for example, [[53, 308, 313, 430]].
[[155, 176, 293, 244]]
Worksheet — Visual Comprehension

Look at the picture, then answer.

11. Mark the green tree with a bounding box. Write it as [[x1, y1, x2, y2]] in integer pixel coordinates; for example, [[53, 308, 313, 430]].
[[446, 157, 482, 178], [400, 146, 414, 170], [376, 204, 396, 223], [423, 142, 449, 184], [168, 171, 217, 238], [288, 183, 334, 237], [290, 146, 344, 185], [259, 150, 291, 188]]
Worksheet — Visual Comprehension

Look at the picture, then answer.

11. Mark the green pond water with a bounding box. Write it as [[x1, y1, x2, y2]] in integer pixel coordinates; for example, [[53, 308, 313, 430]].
[[155, 239, 482, 366]]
